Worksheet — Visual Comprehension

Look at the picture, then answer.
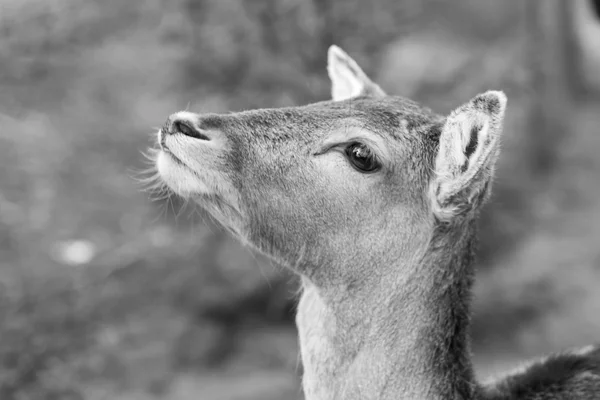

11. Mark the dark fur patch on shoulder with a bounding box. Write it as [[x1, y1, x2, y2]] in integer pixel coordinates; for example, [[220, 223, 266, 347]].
[[487, 346, 600, 399]]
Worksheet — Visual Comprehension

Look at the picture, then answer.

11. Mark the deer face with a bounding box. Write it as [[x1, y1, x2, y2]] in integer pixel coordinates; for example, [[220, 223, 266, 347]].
[[155, 46, 506, 285]]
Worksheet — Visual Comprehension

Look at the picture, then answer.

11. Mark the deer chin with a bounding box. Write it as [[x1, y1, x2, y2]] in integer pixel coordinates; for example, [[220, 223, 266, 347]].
[[156, 149, 246, 234], [156, 150, 213, 197]]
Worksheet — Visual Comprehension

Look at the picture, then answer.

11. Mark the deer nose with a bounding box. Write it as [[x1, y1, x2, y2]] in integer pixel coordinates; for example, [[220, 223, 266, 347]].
[[165, 112, 211, 141]]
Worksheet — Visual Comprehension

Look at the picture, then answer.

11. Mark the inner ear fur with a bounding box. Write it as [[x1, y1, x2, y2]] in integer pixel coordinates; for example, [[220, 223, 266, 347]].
[[430, 90, 507, 220], [327, 45, 386, 101]]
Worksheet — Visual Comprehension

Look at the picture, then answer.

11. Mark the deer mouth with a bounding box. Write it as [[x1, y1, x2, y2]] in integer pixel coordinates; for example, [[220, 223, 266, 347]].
[[159, 146, 185, 167], [157, 129, 199, 173]]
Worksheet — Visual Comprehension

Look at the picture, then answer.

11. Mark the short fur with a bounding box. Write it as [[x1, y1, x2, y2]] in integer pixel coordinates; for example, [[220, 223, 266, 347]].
[[152, 45, 600, 399]]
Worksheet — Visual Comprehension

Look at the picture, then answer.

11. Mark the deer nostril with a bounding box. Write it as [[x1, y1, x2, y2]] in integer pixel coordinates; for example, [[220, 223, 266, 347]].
[[170, 119, 210, 141], [173, 121, 193, 137]]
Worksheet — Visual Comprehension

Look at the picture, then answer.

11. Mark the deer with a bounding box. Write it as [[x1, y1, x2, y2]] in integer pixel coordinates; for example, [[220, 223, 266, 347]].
[[151, 45, 600, 399]]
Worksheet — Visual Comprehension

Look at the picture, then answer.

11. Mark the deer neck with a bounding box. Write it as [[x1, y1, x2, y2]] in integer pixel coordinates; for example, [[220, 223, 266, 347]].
[[296, 220, 478, 400]]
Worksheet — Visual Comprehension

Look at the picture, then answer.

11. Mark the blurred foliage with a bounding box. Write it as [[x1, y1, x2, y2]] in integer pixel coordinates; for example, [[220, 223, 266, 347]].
[[1, 0, 600, 398]]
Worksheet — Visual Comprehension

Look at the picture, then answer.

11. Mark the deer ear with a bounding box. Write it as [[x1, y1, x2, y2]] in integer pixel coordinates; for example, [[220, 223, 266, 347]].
[[430, 91, 507, 220], [327, 45, 385, 101]]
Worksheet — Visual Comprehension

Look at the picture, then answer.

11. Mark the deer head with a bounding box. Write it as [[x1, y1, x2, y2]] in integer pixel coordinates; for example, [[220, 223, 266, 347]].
[[154, 45, 506, 290]]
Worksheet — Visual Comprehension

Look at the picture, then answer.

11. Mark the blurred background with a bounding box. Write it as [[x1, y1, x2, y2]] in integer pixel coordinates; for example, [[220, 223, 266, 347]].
[[1, 0, 600, 399]]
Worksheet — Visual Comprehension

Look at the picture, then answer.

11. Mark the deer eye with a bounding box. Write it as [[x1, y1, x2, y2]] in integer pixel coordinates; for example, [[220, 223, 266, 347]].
[[344, 142, 381, 173]]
